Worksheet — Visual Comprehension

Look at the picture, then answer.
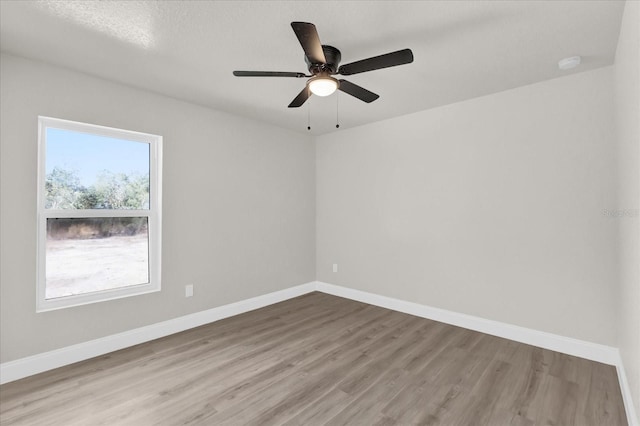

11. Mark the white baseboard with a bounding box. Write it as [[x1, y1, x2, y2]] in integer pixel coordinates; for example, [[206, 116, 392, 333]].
[[615, 354, 640, 426], [315, 281, 637, 425], [0, 282, 316, 385], [315, 282, 618, 364]]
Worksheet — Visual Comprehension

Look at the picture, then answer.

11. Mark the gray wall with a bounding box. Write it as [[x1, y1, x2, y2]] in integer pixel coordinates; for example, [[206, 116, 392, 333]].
[[316, 67, 618, 346], [0, 53, 316, 363], [614, 0, 640, 416]]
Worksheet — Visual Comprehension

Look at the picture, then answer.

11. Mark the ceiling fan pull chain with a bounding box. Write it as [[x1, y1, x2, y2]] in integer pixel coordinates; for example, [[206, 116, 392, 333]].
[[336, 91, 340, 129], [307, 96, 311, 131]]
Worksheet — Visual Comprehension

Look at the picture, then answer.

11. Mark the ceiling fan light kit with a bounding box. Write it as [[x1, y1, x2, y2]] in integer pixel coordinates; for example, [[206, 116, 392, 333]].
[[308, 75, 339, 97], [233, 21, 414, 109]]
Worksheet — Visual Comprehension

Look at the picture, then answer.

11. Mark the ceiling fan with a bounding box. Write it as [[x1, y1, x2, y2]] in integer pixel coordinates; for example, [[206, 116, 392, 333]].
[[233, 22, 414, 108]]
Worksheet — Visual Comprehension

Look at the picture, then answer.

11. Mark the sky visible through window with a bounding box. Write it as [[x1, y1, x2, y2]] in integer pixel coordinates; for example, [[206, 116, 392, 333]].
[[46, 127, 149, 186]]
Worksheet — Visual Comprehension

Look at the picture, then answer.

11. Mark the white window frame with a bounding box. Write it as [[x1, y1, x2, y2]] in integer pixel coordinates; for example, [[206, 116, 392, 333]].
[[36, 116, 162, 312]]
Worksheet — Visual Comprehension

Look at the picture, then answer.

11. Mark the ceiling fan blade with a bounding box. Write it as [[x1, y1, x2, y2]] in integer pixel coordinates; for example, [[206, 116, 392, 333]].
[[338, 80, 379, 103], [338, 49, 414, 76], [288, 87, 311, 108], [291, 22, 327, 64], [233, 71, 307, 78]]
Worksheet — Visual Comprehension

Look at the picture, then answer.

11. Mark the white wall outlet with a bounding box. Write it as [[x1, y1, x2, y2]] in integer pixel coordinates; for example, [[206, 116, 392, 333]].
[[333, 263, 338, 273], [185, 284, 194, 298]]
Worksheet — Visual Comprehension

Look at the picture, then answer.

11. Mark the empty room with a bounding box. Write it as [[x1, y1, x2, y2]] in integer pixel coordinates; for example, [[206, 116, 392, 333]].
[[0, 1, 638, 425]]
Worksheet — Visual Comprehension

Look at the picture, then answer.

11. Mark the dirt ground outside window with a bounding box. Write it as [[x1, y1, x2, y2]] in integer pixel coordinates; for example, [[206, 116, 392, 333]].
[[45, 233, 149, 299]]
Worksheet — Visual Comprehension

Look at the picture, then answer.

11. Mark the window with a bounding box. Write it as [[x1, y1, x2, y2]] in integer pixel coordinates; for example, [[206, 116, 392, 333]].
[[37, 117, 162, 311]]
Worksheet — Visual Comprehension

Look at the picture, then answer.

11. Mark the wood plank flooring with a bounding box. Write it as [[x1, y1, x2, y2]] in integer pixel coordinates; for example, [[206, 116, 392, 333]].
[[0, 292, 627, 425]]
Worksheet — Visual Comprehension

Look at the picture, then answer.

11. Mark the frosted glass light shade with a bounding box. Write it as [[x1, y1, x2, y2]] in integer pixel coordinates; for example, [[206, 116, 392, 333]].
[[308, 76, 339, 97]]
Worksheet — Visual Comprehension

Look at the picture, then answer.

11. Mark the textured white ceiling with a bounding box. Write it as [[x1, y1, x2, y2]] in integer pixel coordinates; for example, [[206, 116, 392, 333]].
[[0, 1, 626, 135]]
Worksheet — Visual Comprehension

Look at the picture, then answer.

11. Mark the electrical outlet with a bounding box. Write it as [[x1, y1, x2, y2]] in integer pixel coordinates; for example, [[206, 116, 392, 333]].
[[185, 284, 194, 297], [333, 264, 338, 273]]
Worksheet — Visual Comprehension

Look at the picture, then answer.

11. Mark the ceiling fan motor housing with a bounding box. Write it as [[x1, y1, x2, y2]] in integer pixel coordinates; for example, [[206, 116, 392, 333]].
[[306, 45, 341, 74]]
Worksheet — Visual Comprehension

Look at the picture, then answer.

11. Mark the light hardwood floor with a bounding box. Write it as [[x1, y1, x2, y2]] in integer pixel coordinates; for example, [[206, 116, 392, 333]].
[[0, 292, 627, 425]]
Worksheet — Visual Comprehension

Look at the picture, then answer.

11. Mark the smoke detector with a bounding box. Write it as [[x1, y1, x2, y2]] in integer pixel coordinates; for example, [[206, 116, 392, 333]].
[[558, 56, 581, 70]]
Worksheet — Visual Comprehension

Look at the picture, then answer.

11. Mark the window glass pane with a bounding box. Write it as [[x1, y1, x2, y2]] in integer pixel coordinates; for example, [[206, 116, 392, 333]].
[[45, 128, 150, 209], [46, 217, 149, 299]]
